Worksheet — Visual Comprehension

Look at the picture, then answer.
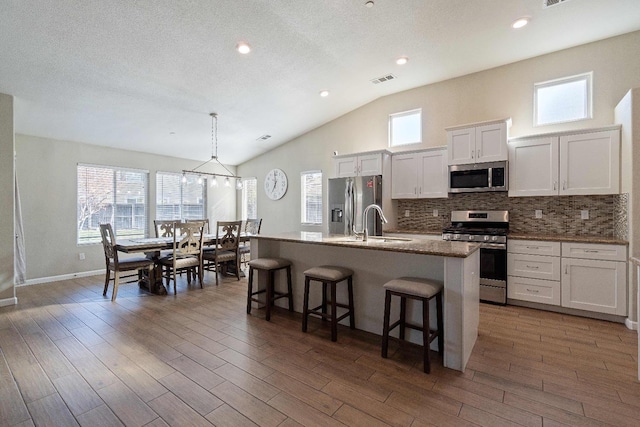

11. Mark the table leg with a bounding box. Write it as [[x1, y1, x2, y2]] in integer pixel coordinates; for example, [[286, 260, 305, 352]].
[[142, 251, 168, 295]]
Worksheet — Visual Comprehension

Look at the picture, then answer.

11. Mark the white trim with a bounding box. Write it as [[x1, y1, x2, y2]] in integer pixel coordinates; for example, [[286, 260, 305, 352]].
[[625, 318, 637, 331], [19, 269, 104, 287], [0, 297, 18, 307]]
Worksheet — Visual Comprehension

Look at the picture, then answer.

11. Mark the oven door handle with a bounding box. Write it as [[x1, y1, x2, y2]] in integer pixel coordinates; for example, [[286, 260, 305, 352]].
[[480, 243, 507, 250]]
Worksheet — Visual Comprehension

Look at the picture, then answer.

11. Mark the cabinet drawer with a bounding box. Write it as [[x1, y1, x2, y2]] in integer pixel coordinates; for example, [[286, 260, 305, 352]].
[[561, 242, 627, 262], [508, 239, 561, 256], [508, 253, 561, 281], [508, 276, 560, 306]]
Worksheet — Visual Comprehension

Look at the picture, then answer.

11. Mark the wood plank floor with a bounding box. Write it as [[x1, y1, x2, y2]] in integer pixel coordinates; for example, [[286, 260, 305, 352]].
[[1, 271, 637, 426]]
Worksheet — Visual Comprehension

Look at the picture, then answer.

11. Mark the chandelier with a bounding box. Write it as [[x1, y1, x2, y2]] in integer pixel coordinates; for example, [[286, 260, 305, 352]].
[[182, 113, 242, 190]]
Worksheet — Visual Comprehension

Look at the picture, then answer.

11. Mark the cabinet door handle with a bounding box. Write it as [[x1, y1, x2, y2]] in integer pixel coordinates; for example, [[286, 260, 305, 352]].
[[526, 246, 539, 249], [562, 181, 567, 190], [414, 187, 417, 195], [553, 181, 557, 191], [526, 288, 539, 293], [584, 250, 599, 253], [477, 149, 481, 158], [565, 265, 568, 274], [471, 150, 475, 159], [525, 265, 539, 269]]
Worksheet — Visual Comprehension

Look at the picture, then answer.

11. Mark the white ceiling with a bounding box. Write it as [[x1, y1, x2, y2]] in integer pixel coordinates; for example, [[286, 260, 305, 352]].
[[2, 0, 640, 165]]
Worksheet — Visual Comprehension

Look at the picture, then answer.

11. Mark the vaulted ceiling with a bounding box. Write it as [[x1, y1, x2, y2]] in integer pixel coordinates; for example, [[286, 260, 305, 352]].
[[2, 0, 639, 165]]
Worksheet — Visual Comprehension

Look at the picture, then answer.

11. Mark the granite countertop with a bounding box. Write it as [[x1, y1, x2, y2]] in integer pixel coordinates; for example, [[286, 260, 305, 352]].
[[253, 232, 480, 258], [384, 229, 442, 236], [507, 233, 628, 245]]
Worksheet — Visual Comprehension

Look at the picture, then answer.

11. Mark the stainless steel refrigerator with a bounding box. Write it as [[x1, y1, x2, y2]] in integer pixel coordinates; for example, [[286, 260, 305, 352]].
[[328, 175, 383, 236]]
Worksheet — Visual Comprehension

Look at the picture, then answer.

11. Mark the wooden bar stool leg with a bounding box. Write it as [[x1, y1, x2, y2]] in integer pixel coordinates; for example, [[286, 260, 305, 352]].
[[302, 276, 310, 332], [423, 296, 431, 374], [321, 282, 328, 321], [247, 267, 254, 314], [347, 276, 355, 329], [286, 266, 293, 312], [265, 270, 274, 321], [330, 282, 337, 342], [399, 296, 407, 340], [381, 290, 391, 358], [436, 292, 444, 355]]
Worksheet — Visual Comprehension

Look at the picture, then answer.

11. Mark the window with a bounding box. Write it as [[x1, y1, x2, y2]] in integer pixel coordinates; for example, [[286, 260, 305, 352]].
[[156, 172, 206, 221], [77, 164, 148, 244], [242, 177, 258, 219], [534, 72, 592, 126], [389, 108, 422, 147], [301, 171, 322, 225]]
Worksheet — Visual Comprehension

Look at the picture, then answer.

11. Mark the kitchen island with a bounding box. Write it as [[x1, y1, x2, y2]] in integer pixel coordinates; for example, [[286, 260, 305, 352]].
[[250, 232, 480, 372]]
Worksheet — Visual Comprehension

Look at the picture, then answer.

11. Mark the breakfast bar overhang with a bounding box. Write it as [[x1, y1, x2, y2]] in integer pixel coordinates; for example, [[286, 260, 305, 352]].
[[250, 232, 480, 372]]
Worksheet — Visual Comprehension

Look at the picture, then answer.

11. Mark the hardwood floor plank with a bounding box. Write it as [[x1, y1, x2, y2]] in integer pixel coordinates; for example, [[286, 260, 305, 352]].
[[95, 380, 159, 426], [205, 403, 259, 427], [52, 372, 104, 416], [76, 404, 125, 427], [173, 341, 226, 372], [264, 370, 343, 416], [11, 360, 57, 403], [0, 373, 32, 426], [262, 354, 331, 390], [147, 391, 214, 426], [266, 391, 346, 427], [503, 392, 605, 427], [214, 362, 280, 401], [158, 371, 223, 416], [332, 404, 391, 427], [26, 393, 79, 427], [166, 355, 225, 391], [215, 348, 275, 379], [459, 403, 530, 427], [210, 381, 287, 427]]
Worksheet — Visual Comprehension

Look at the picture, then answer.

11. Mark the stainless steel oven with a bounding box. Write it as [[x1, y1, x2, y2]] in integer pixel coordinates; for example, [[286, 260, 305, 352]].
[[443, 210, 508, 304]]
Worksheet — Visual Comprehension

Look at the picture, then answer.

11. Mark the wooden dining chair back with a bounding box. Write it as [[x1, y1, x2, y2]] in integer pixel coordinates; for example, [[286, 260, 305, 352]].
[[186, 218, 210, 233], [203, 220, 242, 286], [154, 220, 180, 238], [99, 223, 153, 301], [158, 221, 205, 295], [240, 218, 262, 268]]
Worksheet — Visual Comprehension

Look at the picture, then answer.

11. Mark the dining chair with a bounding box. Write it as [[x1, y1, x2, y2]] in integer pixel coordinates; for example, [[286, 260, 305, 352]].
[[99, 223, 154, 301], [203, 220, 242, 286], [186, 218, 210, 233], [239, 218, 262, 268], [158, 221, 205, 295], [154, 219, 180, 238]]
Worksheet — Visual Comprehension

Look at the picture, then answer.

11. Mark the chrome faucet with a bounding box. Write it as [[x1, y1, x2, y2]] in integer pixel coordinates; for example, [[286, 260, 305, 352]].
[[357, 204, 388, 241]]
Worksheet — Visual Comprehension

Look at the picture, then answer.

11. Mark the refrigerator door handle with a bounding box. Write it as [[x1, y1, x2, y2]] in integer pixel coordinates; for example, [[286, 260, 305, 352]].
[[345, 179, 354, 235]]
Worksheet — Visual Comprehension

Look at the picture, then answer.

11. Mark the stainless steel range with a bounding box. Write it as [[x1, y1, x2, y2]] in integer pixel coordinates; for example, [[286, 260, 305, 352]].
[[443, 210, 508, 304]]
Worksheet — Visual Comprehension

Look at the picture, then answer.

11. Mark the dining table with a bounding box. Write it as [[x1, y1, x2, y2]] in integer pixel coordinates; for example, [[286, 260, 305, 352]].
[[116, 233, 251, 295]]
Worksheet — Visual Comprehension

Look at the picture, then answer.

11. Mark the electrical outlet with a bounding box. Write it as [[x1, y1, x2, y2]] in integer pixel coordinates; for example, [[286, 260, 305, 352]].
[[581, 210, 589, 220], [404, 210, 410, 217], [433, 209, 439, 217], [535, 209, 542, 219], [78, 252, 85, 261]]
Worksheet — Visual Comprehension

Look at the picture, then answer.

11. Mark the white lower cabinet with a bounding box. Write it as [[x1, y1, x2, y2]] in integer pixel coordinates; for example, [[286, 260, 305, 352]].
[[561, 243, 627, 316], [508, 239, 628, 316]]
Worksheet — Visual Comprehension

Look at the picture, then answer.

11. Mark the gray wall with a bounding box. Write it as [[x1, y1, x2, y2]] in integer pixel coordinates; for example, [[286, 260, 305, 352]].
[[237, 31, 640, 236], [0, 94, 14, 302], [16, 135, 238, 281]]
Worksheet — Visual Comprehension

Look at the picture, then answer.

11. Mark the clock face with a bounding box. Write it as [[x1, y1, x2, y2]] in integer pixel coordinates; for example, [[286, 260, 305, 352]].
[[264, 168, 288, 200]]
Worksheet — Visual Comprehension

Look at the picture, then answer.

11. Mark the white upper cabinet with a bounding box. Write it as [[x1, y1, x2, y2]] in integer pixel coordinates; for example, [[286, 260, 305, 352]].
[[447, 119, 509, 165], [508, 137, 559, 197], [391, 148, 448, 199], [509, 127, 620, 197], [334, 152, 385, 177], [559, 130, 620, 195]]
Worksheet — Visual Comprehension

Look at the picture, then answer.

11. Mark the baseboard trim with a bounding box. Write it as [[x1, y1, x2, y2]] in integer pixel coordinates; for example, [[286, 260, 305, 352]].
[[0, 297, 18, 307], [625, 318, 637, 331], [19, 270, 104, 287]]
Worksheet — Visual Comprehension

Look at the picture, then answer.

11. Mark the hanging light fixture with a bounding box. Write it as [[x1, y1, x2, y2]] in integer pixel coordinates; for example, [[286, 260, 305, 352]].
[[182, 113, 242, 190]]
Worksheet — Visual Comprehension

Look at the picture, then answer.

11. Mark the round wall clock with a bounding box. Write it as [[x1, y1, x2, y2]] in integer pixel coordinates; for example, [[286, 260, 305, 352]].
[[264, 168, 288, 200]]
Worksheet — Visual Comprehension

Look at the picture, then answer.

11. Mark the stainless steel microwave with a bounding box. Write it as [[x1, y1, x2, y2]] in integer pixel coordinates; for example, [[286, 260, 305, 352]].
[[448, 161, 508, 193]]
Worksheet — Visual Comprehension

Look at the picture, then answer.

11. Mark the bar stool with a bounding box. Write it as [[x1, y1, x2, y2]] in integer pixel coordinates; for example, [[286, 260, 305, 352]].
[[247, 258, 293, 321], [381, 277, 444, 373], [302, 265, 355, 342]]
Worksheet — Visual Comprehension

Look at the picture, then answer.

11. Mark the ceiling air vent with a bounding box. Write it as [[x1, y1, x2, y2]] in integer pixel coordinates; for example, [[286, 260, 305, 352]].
[[257, 134, 271, 141], [543, 0, 571, 8], [371, 74, 396, 84]]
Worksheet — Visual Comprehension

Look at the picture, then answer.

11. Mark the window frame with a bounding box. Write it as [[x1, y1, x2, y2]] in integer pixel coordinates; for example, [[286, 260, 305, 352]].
[[155, 171, 207, 221], [300, 170, 323, 226], [77, 163, 149, 245], [241, 177, 258, 220], [388, 108, 422, 147], [534, 72, 593, 126]]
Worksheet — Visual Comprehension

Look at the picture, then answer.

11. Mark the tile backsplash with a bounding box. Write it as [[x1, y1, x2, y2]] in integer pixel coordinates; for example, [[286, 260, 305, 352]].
[[397, 193, 628, 240]]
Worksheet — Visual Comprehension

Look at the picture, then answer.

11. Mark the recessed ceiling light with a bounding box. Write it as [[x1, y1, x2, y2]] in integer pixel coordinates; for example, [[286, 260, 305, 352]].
[[236, 42, 251, 54], [511, 17, 530, 29], [365, 1, 374, 8], [319, 90, 330, 97], [396, 56, 409, 65]]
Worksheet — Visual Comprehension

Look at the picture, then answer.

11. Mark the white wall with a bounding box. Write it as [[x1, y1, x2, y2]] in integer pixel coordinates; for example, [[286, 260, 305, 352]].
[[15, 134, 238, 281], [0, 93, 15, 303], [238, 31, 640, 236]]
